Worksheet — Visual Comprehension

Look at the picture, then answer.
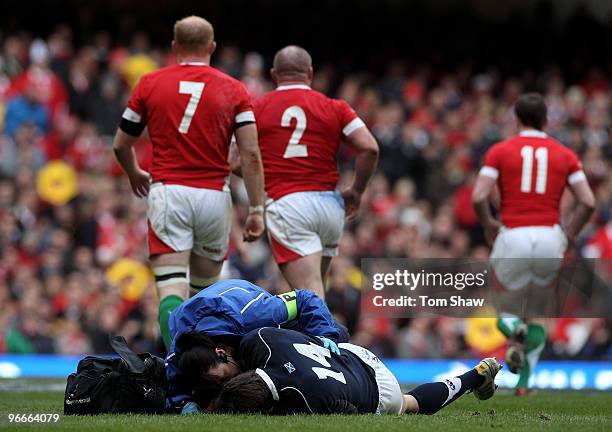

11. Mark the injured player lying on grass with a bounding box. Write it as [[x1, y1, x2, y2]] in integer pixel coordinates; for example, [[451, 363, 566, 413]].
[[180, 327, 501, 415]]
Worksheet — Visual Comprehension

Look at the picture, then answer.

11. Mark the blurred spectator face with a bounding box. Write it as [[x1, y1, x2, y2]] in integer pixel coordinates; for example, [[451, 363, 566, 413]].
[[243, 52, 264, 77], [29, 39, 50, 66]]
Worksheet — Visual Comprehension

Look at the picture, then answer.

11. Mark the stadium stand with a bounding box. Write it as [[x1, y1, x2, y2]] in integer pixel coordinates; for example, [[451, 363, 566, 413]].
[[0, 2, 611, 364]]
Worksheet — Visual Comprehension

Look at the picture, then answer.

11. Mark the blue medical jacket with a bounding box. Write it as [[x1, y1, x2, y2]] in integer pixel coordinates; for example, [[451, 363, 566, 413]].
[[165, 279, 340, 409]]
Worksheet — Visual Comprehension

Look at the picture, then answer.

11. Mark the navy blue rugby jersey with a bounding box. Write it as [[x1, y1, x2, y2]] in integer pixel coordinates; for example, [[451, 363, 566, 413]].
[[238, 327, 379, 414]]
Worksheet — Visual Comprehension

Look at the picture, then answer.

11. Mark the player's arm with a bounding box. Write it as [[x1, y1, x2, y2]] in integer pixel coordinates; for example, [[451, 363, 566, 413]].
[[113, 130, 151, 198], [234, 122, 265, 242], [228, 136, 243, 177], [472, 145, 503, 246], [343, 121, 379, 221], [472, 173, 502, 246], [113, 82, 151, 198], [236, 289, 340, 341], [290, 289, 341, 341], [564, 175, 595, 246]]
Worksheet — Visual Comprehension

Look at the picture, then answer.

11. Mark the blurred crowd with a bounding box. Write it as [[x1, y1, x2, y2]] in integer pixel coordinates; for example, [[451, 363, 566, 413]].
[[0, 26, 611, 361]]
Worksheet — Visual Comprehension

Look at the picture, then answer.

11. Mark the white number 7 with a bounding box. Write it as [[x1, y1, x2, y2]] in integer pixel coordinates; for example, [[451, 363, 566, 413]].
[[178, 81, 205, 133]]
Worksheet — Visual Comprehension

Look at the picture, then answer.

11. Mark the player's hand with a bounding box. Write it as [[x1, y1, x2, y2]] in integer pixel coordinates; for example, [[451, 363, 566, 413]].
[[483, 219, 501, 246], [317, 336, 340, 355], [342, 188, 362, 222], [243, 213, 264, 242], [128, 168, 152, 198]]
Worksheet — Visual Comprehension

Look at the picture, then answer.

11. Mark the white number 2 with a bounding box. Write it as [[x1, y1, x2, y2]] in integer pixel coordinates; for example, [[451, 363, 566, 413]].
[[293, 342, 346, 384], [282, 106, 308, 158], [178, 81, 205, 133], [520, 146, 548, 194]]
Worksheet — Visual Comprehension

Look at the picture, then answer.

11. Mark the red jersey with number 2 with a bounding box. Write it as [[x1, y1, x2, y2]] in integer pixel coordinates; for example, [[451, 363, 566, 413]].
[[253, 85, 364, 200], [125, 63, 254, 190], [481, 131, 585, 228]]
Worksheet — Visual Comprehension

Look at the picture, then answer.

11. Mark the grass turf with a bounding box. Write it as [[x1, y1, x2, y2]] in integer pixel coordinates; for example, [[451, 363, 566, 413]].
[[0, 380, 610, 432]]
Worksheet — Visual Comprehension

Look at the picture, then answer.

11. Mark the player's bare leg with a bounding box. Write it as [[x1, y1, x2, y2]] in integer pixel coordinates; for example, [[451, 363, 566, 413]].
[[402, 358, 501, 414], [189, 253, 224, 296], [497, 281, 548, 396], [499, 316, 546, 396], [321, 256, 333, 287], [280, 252, 325, 298], [150, 251, 190, 349]]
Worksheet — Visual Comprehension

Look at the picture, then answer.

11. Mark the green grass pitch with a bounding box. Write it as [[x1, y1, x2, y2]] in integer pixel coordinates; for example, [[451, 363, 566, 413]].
[[0, 380, 610, 432]]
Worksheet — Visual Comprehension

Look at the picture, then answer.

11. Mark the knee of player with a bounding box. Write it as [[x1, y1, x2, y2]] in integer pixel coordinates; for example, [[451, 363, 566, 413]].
[[190, 274, 220, 296]]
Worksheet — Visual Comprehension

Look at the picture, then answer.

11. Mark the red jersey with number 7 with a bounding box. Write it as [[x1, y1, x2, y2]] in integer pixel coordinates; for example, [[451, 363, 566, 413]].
[[253, 84, 365, 200], [480, 130, 585, 228], [123, 62, 254, 190]]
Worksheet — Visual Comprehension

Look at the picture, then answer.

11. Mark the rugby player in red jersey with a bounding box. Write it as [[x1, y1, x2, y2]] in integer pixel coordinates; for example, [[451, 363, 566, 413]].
[[472, 93, 595, 394], [253, 46, 378, 298], [112, 16, 265, 348]]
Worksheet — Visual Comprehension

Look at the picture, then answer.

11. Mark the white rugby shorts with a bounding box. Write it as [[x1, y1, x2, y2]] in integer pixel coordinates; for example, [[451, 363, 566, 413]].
[[490, 224, 568, 291], [147, 183, 231, 260], [339, 343, 404, 415], [265, 190, 345, 264]]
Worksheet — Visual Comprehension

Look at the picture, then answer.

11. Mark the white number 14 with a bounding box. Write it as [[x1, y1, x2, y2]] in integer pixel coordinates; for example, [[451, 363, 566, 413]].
[[520, 146, 548, 194]]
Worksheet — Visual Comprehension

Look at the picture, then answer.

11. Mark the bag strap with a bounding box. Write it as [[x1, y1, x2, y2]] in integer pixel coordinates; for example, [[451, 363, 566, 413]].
[[109, 335, 146, 373]]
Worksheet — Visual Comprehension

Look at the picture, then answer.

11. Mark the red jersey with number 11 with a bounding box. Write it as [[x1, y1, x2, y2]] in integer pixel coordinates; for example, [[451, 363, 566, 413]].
[[480, 130, 585, 228], [253, 85, 365, 200], [124, 63, 254, 190]]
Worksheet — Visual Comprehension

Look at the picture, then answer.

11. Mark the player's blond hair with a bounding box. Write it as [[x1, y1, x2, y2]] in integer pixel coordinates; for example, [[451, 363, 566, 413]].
[[173, 16, 214, 52]]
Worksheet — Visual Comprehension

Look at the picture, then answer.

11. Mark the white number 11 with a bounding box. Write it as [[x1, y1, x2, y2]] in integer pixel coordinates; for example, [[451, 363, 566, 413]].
[[520, 146, 548, 194], [178, 81, 205, 133]]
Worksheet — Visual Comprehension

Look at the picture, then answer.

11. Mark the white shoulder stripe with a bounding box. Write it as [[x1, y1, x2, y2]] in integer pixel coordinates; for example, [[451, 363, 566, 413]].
[[568, 170, 587, 185], [479, 166, 499, 179], [236, 110, 255, 123], [342, 117, 366, 136], [122, 107, 142, 123], [255, 369, 279, 401]]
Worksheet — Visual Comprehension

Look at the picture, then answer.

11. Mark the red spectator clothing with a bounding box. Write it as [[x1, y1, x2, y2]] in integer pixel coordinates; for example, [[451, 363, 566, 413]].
[[584, 224, 612, 259], [584, 223, 612, 279], [253, 84, 364, 200], [124, 62, 254, 190], [480, 130, 585, 228], [7, 66, 69, 120], [453, 184, 478, 227]]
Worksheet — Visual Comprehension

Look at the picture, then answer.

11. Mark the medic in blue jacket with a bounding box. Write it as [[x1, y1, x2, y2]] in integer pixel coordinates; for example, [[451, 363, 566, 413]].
[[165, 279, 345, 410]]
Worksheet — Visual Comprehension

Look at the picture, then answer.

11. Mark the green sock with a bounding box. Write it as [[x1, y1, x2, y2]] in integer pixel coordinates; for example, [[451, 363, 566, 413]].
[[516, 323, 546, 389], [158, 295, 184, 349], [496, 314, 524, 338]]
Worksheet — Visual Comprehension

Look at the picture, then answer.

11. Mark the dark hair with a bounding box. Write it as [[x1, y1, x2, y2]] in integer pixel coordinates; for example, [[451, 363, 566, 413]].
[[514, 93, 547, 130], [177, 331, 220, 388], [213, 371, 273, 414]]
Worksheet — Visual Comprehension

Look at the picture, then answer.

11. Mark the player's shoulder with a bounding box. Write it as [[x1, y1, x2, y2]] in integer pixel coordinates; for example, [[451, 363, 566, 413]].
[[241, 327, 287, 350], [203, 278, 263, 296], [307, 89, 351, 110], [484, 138, 512, 156], [545, 136, 577, 155], [206, 66, 247, 87], [136, 64, 181, 83]]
